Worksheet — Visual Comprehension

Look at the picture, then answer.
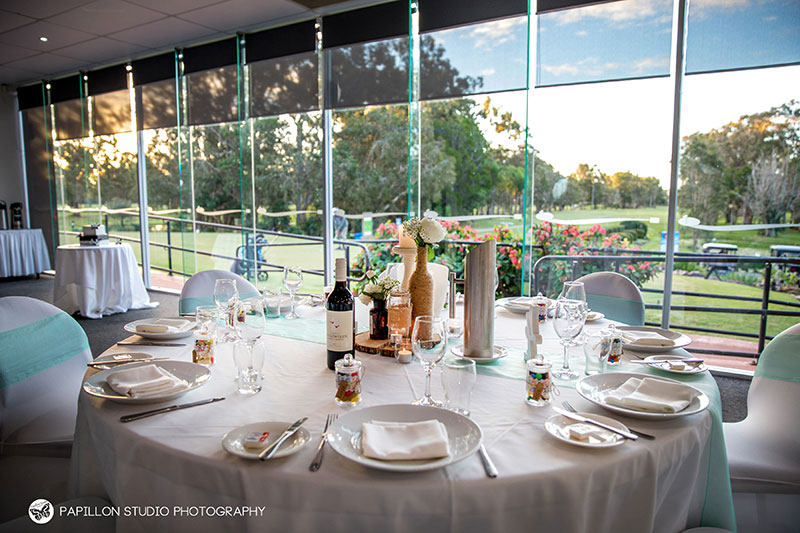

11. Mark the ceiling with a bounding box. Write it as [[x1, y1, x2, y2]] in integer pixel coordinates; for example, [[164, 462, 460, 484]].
[[0, 0, 378, 89]]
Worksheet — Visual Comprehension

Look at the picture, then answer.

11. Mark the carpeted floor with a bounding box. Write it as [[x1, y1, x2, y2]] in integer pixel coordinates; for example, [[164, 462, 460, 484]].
[[1, 274, 751, 422]]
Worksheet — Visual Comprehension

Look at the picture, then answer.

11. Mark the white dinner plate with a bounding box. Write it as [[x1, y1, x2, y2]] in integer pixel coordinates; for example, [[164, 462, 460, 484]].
[[326, 404, 482, 472], [83, 361, 211, 404], [222, 422, 311, 460], [544, 411, 627, 448], [586, 311, 605, 322], [576, 372, 709, 420], [124, 318, 196, 340], [450, 344, 509, 364], [496, 297, 552, 315], [643, 354, 708, 375], [91, 352, 155, 370], [618, 326, 692, 353]]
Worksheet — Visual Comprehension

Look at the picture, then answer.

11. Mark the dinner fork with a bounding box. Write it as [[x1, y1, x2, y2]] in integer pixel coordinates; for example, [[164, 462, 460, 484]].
[[561, 401, 655, 440], [309, 413, 337, 472]]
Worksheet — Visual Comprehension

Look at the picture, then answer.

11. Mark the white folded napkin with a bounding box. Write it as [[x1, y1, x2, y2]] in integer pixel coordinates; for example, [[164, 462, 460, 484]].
[[361, 420, 450, 461], [621, 330, 675, 347], [604, 377, 698, 413], [106, 364, 189, 399], [135, 318, 191, 334]]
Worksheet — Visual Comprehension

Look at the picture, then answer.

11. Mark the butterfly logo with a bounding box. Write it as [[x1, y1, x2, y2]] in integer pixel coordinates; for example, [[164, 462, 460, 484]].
[[28, 499, 54, 524]]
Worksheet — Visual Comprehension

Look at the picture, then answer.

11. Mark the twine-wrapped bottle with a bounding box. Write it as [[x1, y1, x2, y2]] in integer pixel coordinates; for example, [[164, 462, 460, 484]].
[[409, 245, 434, 335]]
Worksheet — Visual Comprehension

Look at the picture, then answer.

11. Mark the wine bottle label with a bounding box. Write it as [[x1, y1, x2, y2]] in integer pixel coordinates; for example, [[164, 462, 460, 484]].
[[327, 310, 354, 351]]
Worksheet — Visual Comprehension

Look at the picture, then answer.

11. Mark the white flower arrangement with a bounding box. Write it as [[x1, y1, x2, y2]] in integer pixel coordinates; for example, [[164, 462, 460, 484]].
[[359, 269, 400, 304], [402, 215, 446, 260]]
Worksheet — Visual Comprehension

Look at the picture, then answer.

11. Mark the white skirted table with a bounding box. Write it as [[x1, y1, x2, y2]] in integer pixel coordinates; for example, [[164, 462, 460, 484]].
[[69, 303, 734, 532], [54, 243, 156, 319], [0, 228, 51, 278]]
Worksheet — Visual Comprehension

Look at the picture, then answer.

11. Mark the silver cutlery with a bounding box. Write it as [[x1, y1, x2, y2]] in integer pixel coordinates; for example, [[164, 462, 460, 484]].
[[629, 358, 704, 365], [260, 417, 308, 461], [553, 406, 639, 441], [478, 443, 498, 478], [88, 357, 168, 367], [120, 397, 225, 423], [117, 341, 187, 347], [561, 401, 655, 440], [309, 413, 338, 472]]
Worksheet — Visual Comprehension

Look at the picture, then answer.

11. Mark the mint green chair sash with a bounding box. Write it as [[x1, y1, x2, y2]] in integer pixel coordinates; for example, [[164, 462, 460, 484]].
[[585, 293, 645, 326], [754, 333, 800, 383], [0, 312, 90, 389], [179, 292, 261, 315]]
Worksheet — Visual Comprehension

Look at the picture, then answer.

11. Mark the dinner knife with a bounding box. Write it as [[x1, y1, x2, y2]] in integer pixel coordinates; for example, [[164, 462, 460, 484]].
[[478, 443, 498, 478], [552, 407, 639, 441], [629, 358, 704, 365], [88, 357, 168, 367], [259, 417, 308, 460], [120, 397, 225, 423], [117, 341, 187, 347]]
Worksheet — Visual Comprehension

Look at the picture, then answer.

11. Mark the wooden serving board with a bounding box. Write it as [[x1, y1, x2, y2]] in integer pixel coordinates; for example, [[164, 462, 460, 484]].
[[355, 332, 406, 357]]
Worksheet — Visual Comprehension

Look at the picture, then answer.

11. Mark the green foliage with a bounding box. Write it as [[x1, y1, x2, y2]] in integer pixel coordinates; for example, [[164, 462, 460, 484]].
[[605, 221, 648, 242]]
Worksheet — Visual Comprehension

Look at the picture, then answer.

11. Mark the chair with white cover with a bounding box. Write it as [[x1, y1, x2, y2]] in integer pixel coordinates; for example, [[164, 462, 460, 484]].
[[178, 269, 261, 315], [0, 296, 93, 523], [385, 262, 450, 317], [723, 322, 800, 532], [575, 271, 645, 326]]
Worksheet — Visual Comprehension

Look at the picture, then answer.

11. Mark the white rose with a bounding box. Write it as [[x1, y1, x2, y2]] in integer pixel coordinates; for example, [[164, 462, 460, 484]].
[[359, 293, 372, 305], [419, 218, 446, 244], [364, 283, 379, 294], [366, 269, 375, 278]]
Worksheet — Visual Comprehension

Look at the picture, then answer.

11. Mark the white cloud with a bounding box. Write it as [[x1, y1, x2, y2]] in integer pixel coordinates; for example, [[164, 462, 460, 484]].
[[550, 0, 671, 25], [480, 68, 496, 76], [633, 56, 670, 73], [467, 17, 527, 50], [576, 30, 588, 37]]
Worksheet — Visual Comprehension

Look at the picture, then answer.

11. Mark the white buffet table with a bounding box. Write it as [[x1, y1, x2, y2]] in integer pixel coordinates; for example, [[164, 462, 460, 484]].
[[54, 243, 156, 319], [69, 304, 733, 532], [0, 228, 51, 277]]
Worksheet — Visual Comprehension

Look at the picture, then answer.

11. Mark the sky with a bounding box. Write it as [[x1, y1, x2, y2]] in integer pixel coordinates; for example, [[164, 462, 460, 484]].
[[429, 0, 800, 187]]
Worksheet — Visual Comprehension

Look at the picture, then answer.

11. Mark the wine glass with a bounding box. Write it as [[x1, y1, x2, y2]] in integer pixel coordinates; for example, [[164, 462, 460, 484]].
[[411, 315, 448, 407], [283, 266, 303, 320], [213, 278, 239, 342], [552, 294, 588, 381], [233, 297, 267, 394]]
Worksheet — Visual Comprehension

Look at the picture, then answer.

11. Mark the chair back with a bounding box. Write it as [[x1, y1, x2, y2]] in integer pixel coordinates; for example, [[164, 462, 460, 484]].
[[575, 271, 645, 326], [386, 262, 450, 317], [179, 270, 260, 314], [748, 322, 800, 420], [0, 296, 92, 444]]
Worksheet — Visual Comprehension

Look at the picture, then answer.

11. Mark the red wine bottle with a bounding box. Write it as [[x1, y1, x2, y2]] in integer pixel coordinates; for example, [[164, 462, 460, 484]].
[[326, 258, 355, 370]]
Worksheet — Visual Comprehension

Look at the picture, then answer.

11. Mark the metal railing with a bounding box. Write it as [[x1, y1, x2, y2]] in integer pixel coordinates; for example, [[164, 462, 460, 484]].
[[533, 252, 800, 358]]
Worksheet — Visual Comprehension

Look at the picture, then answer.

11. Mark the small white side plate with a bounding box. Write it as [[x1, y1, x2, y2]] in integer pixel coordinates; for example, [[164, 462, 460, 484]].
[[91, 352, 154, 370], [222, 422, 311, 460], [586, 311, 605, 322], [544, 411, 627, 448], [450, 344, 508, 364], [643, 354, 708, 374]]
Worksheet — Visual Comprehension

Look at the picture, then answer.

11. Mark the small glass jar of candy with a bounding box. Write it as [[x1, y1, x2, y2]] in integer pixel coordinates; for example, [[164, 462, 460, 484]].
[[526, 358, 554, 407]]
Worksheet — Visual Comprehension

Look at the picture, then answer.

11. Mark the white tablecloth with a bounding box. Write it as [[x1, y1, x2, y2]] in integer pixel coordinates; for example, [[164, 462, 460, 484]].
[[0, 229, 51, 277], [54, 243, 156, 319], [69, 305, 721, 533]]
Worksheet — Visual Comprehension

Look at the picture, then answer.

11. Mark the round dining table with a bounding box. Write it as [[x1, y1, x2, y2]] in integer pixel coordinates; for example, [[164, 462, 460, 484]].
[[54, 243, 156, 319], [69, 302, 735, 533]]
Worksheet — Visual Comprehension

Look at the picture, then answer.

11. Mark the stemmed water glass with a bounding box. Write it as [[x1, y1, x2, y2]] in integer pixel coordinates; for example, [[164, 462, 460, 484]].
[[233, 297, 267, 394], [213, 278, 239, 342], [411, 315, 448, 407], [552, 281, 588, 380], [283, 266, 303, 320]]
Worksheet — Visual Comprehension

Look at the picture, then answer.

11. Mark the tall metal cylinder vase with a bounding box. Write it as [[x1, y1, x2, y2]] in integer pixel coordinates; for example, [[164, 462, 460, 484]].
[[464, 240, 496, 358]]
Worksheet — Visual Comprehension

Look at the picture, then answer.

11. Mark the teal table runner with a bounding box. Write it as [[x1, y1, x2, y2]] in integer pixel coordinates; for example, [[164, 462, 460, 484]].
[[0, 312, 89, 388]]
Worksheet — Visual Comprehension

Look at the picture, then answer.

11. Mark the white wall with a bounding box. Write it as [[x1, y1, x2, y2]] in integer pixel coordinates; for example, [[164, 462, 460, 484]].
[[0, 87, 26, 227]]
